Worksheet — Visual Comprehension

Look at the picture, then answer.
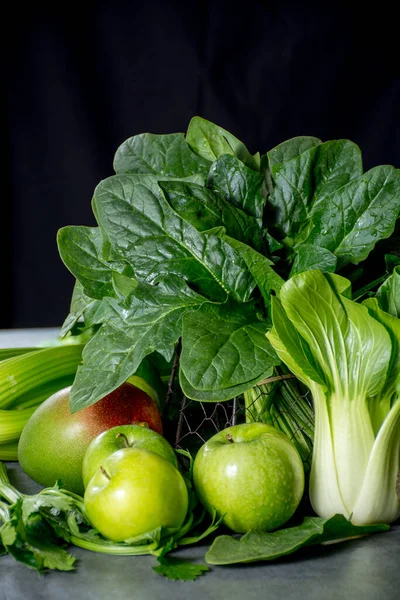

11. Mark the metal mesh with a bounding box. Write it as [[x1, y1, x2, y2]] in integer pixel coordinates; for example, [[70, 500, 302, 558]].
[[164, 350, 314, 471]]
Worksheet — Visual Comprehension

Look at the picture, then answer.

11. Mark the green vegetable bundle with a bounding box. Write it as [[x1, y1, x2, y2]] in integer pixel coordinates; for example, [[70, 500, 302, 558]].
[[1, 116, 399, 577], [57, 117, 400, 413]]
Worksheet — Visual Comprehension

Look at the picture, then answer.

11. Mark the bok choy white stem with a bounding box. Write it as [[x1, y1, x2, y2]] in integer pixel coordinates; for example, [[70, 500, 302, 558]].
[[266, 270, 400, 525]]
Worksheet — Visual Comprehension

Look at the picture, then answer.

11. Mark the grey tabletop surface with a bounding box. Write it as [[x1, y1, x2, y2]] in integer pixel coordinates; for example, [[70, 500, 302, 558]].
[[0, 329, 399, 600]]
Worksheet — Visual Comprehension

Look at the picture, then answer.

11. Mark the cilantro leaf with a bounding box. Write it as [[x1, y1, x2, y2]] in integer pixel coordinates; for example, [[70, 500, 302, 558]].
[[153, 556, 210, 581]]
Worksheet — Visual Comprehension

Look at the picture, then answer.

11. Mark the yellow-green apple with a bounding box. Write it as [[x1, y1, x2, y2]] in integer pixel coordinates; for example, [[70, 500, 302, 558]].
[[82, 424, 177, 488], [84, 447, 189, 541], [18, 382, 163, 495], [193, 422, 304, 533]]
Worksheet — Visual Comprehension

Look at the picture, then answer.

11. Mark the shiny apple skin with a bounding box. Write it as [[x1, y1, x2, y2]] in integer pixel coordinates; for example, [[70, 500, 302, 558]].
[[84, 447, 189, 541], [82, 424, 177, 488], [193, 423, 304, 533], [18, 383, 163, 495]]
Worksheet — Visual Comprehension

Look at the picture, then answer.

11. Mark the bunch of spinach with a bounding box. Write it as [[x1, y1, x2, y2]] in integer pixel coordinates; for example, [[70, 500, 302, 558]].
[[57, 117, 400, 416]]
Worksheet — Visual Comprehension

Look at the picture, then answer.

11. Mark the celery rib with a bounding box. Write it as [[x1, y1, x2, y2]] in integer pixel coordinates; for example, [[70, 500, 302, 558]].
[[0, 348, 39, 362], [0, 345, 83, 410], [0, 442, 18, 461], [0, 407, 38, 443]]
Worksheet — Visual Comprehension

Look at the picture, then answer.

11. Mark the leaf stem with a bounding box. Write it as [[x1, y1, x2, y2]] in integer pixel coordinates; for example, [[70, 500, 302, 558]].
[[165, 340, 181, 407]]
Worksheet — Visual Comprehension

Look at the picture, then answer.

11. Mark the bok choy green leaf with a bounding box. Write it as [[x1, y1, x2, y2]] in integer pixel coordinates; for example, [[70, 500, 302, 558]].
[[266, 269, 400, 525]]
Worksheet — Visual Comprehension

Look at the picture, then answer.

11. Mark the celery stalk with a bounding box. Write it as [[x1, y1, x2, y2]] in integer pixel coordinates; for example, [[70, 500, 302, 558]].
[[0, 345, 83, 409], [0, 345, 83, 448], [0, 441, 18, 461], [244, 372, 314, 471]]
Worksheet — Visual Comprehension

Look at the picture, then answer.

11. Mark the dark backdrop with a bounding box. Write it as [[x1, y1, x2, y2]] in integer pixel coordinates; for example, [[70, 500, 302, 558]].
[[5, 1, 400, 329]]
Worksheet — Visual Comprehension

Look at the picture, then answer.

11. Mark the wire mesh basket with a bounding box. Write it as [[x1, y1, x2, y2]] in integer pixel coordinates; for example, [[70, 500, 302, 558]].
[[162, 346, 315, 473]]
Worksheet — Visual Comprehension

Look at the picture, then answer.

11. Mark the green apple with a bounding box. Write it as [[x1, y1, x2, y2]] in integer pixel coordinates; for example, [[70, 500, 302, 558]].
[[82, 424, 178, 488], [84, 447, 189, 541], [18, 381, 163, 495], [193, 422, 304, 533]]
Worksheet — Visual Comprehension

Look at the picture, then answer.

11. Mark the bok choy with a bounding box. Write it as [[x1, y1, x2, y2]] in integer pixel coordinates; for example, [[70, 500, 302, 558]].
[[266, 269, 400, 525]]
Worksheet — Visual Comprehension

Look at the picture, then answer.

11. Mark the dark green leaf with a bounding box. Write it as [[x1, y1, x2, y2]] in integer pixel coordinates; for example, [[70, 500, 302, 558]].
[[186, 116, 260, 171], [376, 266, 400, 317], [113, 132, 210, 178], [57, 226, 117, 300], [179, 300, 280, 399], [305, 165, 400, 268], [221, 236, 284, 308], [207, 154, 266, 220], [290, 244, 337, 276], [153, 556, 210, 581], [266, 139, 363, 241], [179, 367, 274, 402], [385, 254, 400, 272], [161, 180, 264, 251], [205, 514, 390, 565], [70, 276, 207, 411], [266, 136, 321, 168], [59, 280, 100, 337], [93, 176, 254, 303]]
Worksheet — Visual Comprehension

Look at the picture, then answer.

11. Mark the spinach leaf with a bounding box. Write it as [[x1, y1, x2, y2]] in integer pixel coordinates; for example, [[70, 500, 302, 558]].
[[113, 132, 210, 178], [56, 119, 400, 413], [266, 136, 321, 167], [290, 244, 337, 276], [264, 137, 400, 275], [179, 300, 280, 401], [205, 514, 389, 565], [220, 236, 284, 308], [59, 280, 100, 337], [57, 226, 117, 300], [186, 116, 260, 171], [69, 276, 207, 411], [160, 180, 264, 251], [265, 138, 363, 242], [304, 165, 400, 269], [92, 176, 255, 303], [207, 154, 266, 221]]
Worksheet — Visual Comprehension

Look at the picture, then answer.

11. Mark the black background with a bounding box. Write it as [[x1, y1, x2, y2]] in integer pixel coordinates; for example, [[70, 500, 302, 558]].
[[5, 0, 400, 329]]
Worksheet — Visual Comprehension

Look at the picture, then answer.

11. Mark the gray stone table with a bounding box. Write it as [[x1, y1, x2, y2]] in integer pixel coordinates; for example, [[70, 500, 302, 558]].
[[0, 329, 399, 600]]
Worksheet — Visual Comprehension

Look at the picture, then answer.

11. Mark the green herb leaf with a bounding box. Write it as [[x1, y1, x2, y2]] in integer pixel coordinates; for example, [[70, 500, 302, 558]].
[[153, 555, 210, 581], [0, 500, 77, 573], [205, 514, 390, 565]]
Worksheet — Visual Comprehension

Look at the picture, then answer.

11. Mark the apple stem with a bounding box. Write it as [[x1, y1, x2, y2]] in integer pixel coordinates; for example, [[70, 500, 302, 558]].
[[116, 433, 131, 448], [226, 433, 234, 443], [100, 466, 111, 480]]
